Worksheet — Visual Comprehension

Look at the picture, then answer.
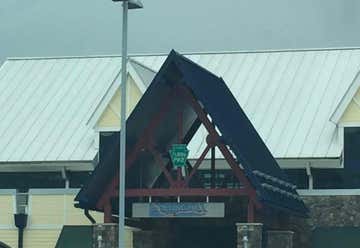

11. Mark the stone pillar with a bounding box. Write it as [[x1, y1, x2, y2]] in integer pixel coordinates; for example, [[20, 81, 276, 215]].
[[92, 224, 118, 248], [236, 223, 263, 248], [267, 231, 294, 248]]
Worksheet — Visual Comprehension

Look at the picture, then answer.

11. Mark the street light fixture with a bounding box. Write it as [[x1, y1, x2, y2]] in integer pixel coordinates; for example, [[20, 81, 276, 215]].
[[112, 0, 143, 9], [111, 0, 143, 248]]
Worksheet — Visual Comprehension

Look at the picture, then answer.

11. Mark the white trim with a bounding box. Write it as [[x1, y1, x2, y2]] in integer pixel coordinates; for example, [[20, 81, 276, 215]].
[[26, 224, 63, 230], [339, 126, 345, 168], [12, 194, 16, 215], [276, 158, 342, 169], [192, 158, 342, 169], [306, 165, 313, 190], [0, 162, 94, 172], [28, 188, 80, 195], [129, 58, 158, 74], [95, 126, 120, 132], [28, 194, 33, 226], [87, 61, 151, 128], [63, 194, 67, 225], [330, 70, 360, 123], [127, 62, 147, 93], [87, 70, 122, 128], [0, 189, 16, 195], [0, 225, 17, 230], [298, 189, 360, 196], [339, 122, 360, 127]]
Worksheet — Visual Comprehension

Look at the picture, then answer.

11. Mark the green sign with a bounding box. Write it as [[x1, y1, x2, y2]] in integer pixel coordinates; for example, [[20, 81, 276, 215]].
[[169, 144, 189, 168]]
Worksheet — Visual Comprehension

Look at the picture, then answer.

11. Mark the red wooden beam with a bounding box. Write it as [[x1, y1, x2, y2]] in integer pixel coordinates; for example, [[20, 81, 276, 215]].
[[148, 146, 175, 187], [103, 201, 113, 223], [96, 90, 176, 211], [178, 85, 261, 209], [126, 91, 175, 170], [125, 188, 248, 197], [184, 144, 210, 186], [247, 198, 255, 223], [177, 108, 183, 182], [211, 135, 216, 188]]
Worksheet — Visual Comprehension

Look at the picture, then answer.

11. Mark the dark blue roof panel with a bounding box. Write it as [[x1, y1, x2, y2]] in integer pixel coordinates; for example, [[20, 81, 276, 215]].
[[173, 52, 307, 215]]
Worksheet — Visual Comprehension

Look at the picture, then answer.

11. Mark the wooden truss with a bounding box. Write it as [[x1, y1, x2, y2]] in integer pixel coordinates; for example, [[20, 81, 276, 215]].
[[96, 85, 261, 223]]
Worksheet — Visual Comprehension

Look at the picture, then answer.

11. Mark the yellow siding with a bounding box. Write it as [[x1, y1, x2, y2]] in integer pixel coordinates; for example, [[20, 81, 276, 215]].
[[23, 229, 61, 248], [64, 195, 103, 225], [1, 194, 135, 247], [0, 195, 14, 225], [29, 195, 64, 226], [0, 230, 17, 247], [125, 227, 134, 248], [340, 88, 360, 123], [97, 76, 142, 128]]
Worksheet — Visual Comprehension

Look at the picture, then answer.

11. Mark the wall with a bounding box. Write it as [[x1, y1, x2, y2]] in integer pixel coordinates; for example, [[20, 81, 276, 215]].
[[97, 75, 142, 128], [0, 189, 133, 248], [0, 190, 17, 248], [340, 87, 360, 123], [286, 192, 360, 248]]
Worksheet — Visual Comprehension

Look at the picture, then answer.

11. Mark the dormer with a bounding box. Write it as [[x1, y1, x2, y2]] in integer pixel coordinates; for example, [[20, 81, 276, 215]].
[[331, 71, 360, 169], [87, 60, 156, 159]]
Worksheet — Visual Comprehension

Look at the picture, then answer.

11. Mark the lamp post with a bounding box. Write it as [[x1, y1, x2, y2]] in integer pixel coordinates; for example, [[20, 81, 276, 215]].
[[112, 0, 143, 247]]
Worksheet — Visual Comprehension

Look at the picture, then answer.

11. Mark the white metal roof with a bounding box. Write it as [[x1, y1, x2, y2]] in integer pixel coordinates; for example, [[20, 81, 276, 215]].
[[132, 48, 360, 159], [1, 47, 360, 164], [0, 56, 126, 163]]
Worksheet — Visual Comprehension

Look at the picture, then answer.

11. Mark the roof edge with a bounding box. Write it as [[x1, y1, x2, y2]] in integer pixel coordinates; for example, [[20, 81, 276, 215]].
[[6, 46, 360, 61], [86, 60, 153, 128], [330, 70, 360, 123]]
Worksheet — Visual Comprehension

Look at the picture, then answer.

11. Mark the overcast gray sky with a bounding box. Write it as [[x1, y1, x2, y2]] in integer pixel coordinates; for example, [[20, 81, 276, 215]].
[[1, 0, 360, 63]]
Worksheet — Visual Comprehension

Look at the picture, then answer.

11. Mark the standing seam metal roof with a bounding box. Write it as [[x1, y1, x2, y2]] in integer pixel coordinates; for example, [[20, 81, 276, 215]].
[[132, 48, 360, 159], [0, 57, 123, 162], [1, 48, 360, 162]]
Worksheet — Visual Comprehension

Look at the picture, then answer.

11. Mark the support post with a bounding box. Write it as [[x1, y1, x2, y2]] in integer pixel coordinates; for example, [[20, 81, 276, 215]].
[[211, 144, 216, 188], [306, 164, 313, 190], [119, 1, 128, 247], [247, 199, 255, 223], [104, 201, 113, 223], [177, 109, 183, 182]]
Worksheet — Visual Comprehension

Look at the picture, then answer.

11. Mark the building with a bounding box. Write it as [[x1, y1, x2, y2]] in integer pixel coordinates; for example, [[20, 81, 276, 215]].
[[1, 47, 360, 247], [75, 50, 308, 248], [0, 56, 152, 247]]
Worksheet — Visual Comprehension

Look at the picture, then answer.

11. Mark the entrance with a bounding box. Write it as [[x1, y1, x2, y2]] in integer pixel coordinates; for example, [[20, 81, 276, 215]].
[[174, 224, 236, 248]]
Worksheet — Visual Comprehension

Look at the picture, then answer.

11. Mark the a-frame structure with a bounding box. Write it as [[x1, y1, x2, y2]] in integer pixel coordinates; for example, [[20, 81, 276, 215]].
[[75, 50, 308, 223]]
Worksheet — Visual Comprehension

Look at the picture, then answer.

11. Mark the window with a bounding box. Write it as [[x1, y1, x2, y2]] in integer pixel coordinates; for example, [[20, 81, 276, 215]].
[[68, 171, 92, 188], [198, 170, 242, 189], [284, 169, 308, 189], [312, 168, 360, 189], [344, 127, 360, 169], [99, 132, 119, 162], [0, 172, 65, 189]]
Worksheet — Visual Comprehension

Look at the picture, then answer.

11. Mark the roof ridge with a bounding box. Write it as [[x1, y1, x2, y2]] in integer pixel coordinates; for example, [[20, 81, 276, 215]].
[[6, 46, 360, 61]]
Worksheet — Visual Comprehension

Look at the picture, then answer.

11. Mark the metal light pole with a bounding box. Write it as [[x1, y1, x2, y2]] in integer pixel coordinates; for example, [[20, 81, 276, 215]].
[[112, 1, 143, 247]]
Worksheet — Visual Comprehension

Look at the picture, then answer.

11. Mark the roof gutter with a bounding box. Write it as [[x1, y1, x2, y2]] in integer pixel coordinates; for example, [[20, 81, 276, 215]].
[[84, 209, 96, 224]]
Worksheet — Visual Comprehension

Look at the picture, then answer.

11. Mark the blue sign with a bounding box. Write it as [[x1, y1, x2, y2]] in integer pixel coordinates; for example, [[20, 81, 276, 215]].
[[133, 202, 225, 218], [150, 202, 207, 217]]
